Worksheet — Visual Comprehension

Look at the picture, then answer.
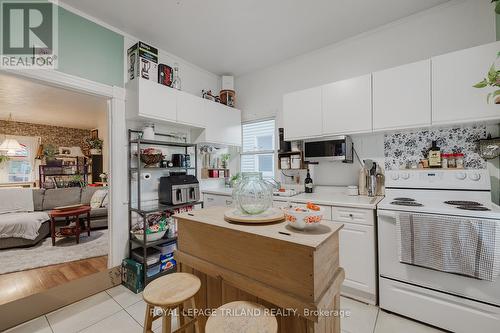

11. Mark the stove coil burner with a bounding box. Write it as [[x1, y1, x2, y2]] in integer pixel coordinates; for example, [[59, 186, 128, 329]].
[[393, 198, 416, 202], [390, 201, 423, 207], [456, 206, 491, 211], [444, 201, 482, 206]]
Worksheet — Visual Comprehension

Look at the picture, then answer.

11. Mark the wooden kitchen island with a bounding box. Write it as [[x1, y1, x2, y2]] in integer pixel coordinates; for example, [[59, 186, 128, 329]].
[[174, 207, 345, 333]]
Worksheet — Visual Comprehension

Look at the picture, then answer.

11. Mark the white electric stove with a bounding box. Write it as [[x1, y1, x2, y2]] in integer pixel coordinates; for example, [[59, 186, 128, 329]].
[[377, 169, 500, 333]]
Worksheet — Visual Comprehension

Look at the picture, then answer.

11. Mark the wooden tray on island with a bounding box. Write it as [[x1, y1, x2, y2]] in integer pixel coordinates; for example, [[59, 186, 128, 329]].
[[224, 207, 285, 224]]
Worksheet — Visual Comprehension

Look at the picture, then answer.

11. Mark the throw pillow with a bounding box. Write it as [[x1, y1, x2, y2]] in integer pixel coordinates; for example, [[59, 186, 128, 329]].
[[90, 189, 107, 209], [101, 192, 109, 208]]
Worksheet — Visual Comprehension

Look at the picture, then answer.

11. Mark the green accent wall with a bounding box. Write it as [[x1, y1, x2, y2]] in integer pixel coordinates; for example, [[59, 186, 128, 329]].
[[57, 7, 124, 87]]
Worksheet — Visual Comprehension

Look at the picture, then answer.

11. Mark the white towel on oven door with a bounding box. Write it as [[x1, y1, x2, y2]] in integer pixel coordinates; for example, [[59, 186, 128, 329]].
[[396, 212, 500, 281]]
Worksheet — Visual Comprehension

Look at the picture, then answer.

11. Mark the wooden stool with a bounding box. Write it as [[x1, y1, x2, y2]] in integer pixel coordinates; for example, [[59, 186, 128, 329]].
[[205, 301, 278, 333], [143, 272, 201, 333]]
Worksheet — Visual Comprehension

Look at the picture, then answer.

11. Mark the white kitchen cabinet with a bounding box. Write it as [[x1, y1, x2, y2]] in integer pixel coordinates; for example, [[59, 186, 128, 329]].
[[322, 75, 372, 135], [283, 87, 322, 140], [177, 90, 207, 128], [339, 221, 377, 304], [194, 101, 242, 146], [126, 78, 177, 122], [432, 41, 500, 124], [204, 193, 234, 208], [373, 60, 431, 130], [127, 78, 242, 146]]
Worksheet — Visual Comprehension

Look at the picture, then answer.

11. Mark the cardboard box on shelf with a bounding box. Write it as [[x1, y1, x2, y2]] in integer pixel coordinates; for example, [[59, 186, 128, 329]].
[[127, 41, 158, 82]]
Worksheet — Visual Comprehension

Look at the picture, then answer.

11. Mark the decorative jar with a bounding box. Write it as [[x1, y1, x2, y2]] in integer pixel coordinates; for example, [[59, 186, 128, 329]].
[[232, 172, 273, 215]]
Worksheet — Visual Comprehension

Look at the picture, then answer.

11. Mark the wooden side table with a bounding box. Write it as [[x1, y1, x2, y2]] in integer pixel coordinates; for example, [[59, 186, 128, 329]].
[[49, 205, 91, 246]]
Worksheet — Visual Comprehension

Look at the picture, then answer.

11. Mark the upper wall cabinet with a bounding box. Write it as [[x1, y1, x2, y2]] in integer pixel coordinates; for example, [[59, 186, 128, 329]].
[[283, 87, 322, 140], [177, 90, 207, 128], [373, 60, 431, 131], [432, 41, 500, 125], [193, 101, 242, 146], [322, 74, 372, 135], [126, 77, 177, 122], [126, 78, 242, 146]]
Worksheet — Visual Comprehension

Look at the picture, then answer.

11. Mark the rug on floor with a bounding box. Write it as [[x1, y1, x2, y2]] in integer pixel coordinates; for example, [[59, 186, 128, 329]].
[[0, 229, 108, 274]]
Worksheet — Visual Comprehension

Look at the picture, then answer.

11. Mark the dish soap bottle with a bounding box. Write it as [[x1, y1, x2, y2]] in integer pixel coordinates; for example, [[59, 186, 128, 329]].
[[304, 168, 313, 193], [428, 141, 442, 168]]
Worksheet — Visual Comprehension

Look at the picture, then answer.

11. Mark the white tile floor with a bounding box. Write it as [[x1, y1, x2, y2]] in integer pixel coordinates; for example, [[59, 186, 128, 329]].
[[5, 285, 445, 333]]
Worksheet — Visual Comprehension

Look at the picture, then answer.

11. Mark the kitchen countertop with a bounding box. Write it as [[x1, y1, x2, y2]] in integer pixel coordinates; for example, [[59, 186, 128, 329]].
[[202, 186, 384, 209]]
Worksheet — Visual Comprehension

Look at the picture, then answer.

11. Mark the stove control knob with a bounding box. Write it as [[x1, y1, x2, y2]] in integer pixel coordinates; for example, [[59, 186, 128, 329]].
[[391, 173, 399, 181], [455, 172, 467, 180], [469, 172, 481, 181], [401, 172, 410, 180]]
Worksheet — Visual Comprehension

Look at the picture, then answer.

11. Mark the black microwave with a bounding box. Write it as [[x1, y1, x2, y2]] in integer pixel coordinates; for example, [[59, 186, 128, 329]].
[[304, 136, 353, 163]]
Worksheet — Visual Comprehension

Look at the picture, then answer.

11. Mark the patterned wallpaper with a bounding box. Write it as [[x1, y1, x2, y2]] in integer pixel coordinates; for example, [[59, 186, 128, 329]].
[[0, 120, 91, 148], [384, 125, 487, 170]]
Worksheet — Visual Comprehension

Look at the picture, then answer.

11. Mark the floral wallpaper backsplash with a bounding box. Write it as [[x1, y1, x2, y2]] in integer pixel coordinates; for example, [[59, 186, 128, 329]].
[[384, 125, 487, 170]]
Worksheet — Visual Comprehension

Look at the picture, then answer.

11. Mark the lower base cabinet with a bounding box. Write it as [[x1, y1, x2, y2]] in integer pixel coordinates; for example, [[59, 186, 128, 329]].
[[339, 221, 377, 304], [203, 193, 234, 208]]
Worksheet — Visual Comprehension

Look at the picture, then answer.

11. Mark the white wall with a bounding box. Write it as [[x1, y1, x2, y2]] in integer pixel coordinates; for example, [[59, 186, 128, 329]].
[[235, 0, 497, 186]]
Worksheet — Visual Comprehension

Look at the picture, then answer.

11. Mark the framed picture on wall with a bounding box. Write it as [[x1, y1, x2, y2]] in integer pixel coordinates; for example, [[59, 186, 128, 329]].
[[91, 129, 99, 139]]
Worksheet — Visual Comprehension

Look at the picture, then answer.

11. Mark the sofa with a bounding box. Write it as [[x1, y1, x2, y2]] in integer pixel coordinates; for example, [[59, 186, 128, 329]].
[[0, 187, 108, 249]]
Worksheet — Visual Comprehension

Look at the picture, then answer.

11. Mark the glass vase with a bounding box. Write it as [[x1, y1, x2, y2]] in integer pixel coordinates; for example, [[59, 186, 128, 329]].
[[232, 172, 273, 215]]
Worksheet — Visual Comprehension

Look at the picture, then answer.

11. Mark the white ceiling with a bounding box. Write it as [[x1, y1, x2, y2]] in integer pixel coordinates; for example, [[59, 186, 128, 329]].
[[0, 74, 107, 129], [61, 0, 449, 76]]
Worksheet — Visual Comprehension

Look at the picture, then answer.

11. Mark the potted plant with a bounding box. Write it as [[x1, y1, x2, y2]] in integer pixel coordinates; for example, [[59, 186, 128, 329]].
[[220, 153, 230, 169], [0, 155, 9, 165], [43, 144, 62, 166], [492, 0, 500, 14], [69, 174, 86, 188], [473, 51, 500, 104], [86, 138, 103, 155]]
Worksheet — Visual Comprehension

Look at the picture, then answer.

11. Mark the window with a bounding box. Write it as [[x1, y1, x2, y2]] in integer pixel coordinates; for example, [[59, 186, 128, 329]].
[[240, 119, 275, 178], [0, 136, 38, 184]]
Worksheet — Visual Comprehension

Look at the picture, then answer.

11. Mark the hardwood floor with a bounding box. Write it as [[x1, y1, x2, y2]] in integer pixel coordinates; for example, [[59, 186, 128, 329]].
[[0, 256, 108, 306]]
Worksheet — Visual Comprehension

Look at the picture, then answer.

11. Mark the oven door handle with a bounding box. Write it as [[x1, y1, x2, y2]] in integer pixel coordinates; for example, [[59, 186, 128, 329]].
[[377, 210, 398, 220]]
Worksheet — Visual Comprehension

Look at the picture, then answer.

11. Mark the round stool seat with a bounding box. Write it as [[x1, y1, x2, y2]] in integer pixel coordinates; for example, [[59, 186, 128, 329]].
[[205, 301, 278, 333], [143, 272, 201, 307]]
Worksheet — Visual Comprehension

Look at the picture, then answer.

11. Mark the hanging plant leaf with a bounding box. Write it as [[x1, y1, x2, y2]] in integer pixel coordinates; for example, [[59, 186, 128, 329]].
[[473, 79, 488, 88], [488, 63, 497, 82], [496, 2, 500, 14]]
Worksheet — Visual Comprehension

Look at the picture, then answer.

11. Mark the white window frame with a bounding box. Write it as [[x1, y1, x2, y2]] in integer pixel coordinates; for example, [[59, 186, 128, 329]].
[[240, 118, 276, 178], [0, 135, 39, 184]]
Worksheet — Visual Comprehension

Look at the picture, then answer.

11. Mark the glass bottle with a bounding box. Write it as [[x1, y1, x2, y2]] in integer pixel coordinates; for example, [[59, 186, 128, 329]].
[[232, 172, 273, 215], [428, 141, 441, 168], [304, 168, 313, 193], [172, 63, 181, 90]]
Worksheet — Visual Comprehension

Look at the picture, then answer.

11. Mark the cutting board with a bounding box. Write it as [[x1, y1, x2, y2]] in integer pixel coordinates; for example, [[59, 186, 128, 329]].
[[224, 207, 285, 224]]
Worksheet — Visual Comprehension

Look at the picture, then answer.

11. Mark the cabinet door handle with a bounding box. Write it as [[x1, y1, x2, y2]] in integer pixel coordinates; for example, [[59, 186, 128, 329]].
[[349, 213, 354, 218]]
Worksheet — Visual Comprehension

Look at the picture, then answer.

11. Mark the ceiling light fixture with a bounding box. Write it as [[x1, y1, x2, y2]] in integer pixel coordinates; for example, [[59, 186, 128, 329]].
[[0, 113, 23, 156]]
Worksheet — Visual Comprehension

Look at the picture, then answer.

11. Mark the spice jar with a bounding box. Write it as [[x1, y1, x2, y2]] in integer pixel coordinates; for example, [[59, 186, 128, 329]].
[[448, 154, 456, 168], [441, 154, 449, 169], [455, 153, 464, 169]]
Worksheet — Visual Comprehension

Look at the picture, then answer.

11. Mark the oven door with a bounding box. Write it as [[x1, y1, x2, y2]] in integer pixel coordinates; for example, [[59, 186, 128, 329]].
[[377, 209, 500, 306]]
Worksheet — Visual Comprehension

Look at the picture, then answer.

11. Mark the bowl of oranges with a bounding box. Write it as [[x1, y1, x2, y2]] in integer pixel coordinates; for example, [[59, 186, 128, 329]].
[[282, 202, 323, 230]]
